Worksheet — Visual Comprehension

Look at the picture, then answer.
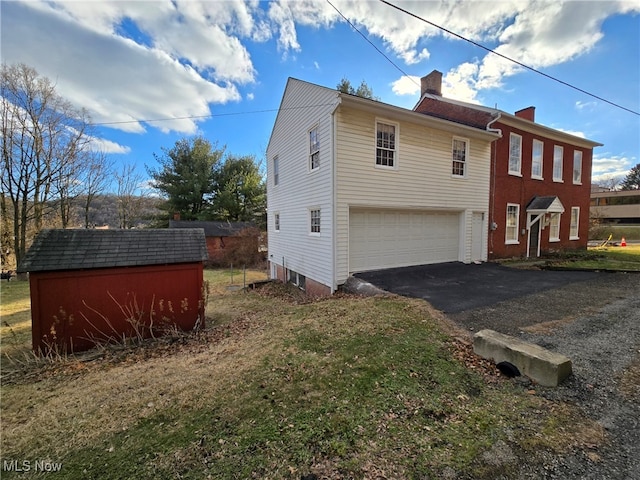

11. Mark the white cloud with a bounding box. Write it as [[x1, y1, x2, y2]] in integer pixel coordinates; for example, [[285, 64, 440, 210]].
[[591, 154, 636, 183], [89, 136, 131, 155], [576, 100, 598, 111], [2, 0, 250, 134], [391, 76, 421, 96]]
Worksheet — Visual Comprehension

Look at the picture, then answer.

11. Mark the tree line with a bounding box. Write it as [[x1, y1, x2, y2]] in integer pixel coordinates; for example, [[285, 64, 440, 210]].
[[1, 63, 265, 269]]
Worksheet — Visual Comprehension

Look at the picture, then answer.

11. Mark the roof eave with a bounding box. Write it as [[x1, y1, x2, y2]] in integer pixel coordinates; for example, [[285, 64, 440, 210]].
[[339, 93, 500, 141]]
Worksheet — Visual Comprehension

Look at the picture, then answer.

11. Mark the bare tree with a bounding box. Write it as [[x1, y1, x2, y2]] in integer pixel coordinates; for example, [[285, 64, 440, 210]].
[[115, 163, 144, 229], [1, 63, 97, 264], [80, 151, 113, 228]]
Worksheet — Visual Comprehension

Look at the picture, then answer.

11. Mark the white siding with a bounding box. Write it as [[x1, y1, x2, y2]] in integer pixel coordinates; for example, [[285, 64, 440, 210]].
[[335, 107, 491, 284], [267, 79, 339, 291]]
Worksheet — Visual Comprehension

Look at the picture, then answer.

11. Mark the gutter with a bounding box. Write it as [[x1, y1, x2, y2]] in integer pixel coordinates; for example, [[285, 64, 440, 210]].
[[330, 95, 341, 293], [486, 112, 503, 258]]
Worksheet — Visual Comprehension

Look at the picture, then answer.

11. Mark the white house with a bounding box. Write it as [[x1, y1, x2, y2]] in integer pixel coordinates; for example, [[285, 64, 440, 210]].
[[267, 78, 500, 295]]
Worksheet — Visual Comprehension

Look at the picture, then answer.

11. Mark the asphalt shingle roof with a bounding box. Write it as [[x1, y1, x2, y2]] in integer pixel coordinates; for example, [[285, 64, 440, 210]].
[[18, 229, 208, 273], [169, 220, 254, 237]]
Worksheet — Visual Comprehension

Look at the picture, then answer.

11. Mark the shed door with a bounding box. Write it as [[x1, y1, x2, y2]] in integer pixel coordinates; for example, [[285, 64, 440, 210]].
[[349, 209, 460, 272]]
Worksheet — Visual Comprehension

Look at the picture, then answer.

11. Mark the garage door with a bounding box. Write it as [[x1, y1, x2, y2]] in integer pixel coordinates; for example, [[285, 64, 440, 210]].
[[349, 209, 460, 272]]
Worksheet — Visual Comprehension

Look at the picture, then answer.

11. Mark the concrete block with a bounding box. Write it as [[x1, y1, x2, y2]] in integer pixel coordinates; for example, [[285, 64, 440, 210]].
[[473, 329, 572, 387]]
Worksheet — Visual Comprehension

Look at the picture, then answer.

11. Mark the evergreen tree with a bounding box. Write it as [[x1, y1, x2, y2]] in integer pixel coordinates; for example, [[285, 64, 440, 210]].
[[620, 163, 640, 190], [210, 155, 265, 225], [147, 137, 223, 220]]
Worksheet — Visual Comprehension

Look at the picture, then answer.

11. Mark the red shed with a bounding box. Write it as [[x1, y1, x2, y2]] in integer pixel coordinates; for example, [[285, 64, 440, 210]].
[[17, 229, 208, 354], [169, 220, 256, 265]]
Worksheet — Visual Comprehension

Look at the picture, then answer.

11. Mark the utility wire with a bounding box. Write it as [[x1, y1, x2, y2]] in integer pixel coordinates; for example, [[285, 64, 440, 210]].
[[378, 0, 639, 116], [326, 0, 418, 87], [90, 103, 336, 127]]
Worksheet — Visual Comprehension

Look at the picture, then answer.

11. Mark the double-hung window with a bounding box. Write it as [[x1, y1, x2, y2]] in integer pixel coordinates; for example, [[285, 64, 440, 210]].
[[573, 150, 583, 184], [273, 156, 279, 186], [509, 133, 522, 175], [531, 139, 543, 179], [274, 213, 280, 232], [549, 213, 560, 241], [309, 126, 320, 170], [376, 121, 396, 168], [310, 208, 321, 235], [553, 145, 563, 182], [506, 204, 520, 244], [452, 137, 468, 177], [570, 207, 580, 239]]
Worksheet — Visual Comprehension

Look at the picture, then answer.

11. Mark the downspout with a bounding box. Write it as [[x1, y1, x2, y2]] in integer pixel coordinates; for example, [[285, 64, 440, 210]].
[[486, 112, 502, 258], [330, 96, 342, 294]]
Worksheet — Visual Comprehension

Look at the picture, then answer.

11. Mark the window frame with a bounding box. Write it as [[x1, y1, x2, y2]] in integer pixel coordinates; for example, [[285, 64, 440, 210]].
[[505, 203, 520, 244], [531, 139, 543, 179], [573, 150, 583, 185], [508, 133, 522, 176], [553, 145, 564, 182], [309, 124, 320, 171], [274, 212, 280, 232], [309, 208, 321, 235], [570, 207, 580, 239], [549, 213, 560, 242], [375, 119, 398, 169], [273, 155, 279, 186], [451, 136, 468, 178]]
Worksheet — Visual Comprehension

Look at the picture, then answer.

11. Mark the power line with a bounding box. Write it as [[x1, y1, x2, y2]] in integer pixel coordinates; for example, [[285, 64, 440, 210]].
[[378, 0, 639, 116], [89, 103, 336, 127], [325, 0, 418, 87]]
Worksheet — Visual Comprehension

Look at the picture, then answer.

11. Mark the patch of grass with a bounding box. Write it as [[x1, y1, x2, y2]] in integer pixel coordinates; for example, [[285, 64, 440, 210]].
[[204, 267, 268, 296], [0, 280, 32, 360], [546, 245, 640, 271], [590, 224, 640, 242], [0, 285, 604, 479]]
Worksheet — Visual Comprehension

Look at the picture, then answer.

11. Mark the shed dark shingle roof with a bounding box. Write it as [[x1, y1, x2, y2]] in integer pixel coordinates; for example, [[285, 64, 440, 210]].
[[169, 220, 254, 237], [18, 229, 208, 273]]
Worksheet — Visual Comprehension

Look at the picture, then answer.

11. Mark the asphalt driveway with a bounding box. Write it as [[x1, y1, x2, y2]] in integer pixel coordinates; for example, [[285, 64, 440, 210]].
[[355, 262, 601, 314]]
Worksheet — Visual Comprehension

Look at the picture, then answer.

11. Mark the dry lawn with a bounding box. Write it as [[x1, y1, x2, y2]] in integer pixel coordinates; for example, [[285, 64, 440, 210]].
[[0, 270, 606, 479]]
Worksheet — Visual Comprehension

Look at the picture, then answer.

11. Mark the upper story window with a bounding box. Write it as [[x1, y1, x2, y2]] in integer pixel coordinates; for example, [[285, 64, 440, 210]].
[[310, 208, 321, 235], [553, 145, 564, 182], [570, 207, 580, 239], [274, 212, 280, 232], [309, 125, 320, 171], [573, 150, 583, 184], [509, 133, 522, 176], [376, 121, 396, 168], [506, 203, 520, 244], [273, 156, 279, 186], [452, 137, 468, 177], [531, 139, 543, 179]]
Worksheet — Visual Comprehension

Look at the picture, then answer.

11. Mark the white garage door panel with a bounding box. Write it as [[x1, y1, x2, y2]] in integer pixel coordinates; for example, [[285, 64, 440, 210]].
[[349, 209, 460, 272]]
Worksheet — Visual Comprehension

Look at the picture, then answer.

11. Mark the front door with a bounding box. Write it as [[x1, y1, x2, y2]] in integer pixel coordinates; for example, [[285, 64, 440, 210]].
[[528, 216, 541, 257]]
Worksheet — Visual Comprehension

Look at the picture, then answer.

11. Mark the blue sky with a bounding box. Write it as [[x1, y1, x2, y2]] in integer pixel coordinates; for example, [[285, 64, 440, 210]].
[[2, 0, 639, 193]]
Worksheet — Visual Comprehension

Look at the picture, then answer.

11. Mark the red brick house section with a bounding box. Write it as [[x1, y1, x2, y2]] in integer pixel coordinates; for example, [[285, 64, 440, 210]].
[[415, 71, 603, 259]]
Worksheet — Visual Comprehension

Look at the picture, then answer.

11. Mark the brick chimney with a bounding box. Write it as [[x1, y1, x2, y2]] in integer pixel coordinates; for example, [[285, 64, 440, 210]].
[[421, 70, 442, 97], [515, 106, 535, 122]]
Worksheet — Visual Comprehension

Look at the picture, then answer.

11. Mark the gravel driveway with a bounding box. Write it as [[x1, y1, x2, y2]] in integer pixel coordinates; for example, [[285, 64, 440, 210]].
[[449, 272, 640, 480]]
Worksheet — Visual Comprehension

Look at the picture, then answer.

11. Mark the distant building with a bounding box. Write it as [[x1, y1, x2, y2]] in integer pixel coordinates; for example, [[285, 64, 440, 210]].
[[590, 186, 640, 224], [169, 219, 257, 265]]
